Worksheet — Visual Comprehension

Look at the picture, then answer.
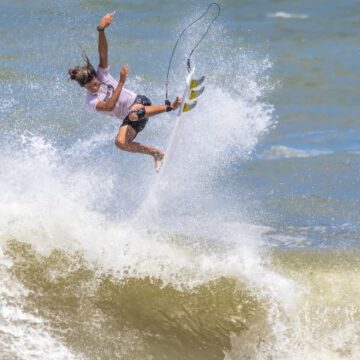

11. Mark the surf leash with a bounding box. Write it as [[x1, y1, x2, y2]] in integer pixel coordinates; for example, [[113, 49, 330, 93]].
[[164, 2, 221, 106]]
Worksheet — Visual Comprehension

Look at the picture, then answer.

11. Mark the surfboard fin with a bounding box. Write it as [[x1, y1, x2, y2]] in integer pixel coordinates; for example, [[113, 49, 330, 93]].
[[190, 76, 205, 89], [189, 86, 205, 100], [183, 101, 197, 113]]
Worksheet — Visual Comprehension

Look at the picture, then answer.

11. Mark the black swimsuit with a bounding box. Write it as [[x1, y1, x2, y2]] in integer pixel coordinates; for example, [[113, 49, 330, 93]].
[[121, 95, 152, 135]]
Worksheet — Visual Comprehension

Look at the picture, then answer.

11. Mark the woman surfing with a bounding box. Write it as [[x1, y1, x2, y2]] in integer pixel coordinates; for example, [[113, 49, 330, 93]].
[[68, 11, 180, 172]]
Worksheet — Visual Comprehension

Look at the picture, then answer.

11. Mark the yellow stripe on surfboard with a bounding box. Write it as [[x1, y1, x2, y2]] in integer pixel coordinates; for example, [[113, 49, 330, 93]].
[[190, 76, 205, 89], [183, 101, 197, 113], [189, 86, 205, 100]]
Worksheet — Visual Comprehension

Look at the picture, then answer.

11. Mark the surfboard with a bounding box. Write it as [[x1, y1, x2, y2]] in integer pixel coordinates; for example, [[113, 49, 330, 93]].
[[158, 68, 205, 174], [180, 67, 205, 114]]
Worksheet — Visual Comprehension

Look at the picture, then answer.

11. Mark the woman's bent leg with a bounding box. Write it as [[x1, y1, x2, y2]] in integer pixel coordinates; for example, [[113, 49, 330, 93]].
[[115, 125, 164, 171]]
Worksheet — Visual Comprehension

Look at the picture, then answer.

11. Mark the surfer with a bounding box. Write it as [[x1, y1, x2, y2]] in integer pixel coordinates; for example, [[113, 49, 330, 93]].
[[68, 11, 180, 172]]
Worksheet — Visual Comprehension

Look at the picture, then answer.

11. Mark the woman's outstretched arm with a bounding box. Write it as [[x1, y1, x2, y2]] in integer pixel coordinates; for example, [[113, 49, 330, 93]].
[[97, 11, 115, 69]]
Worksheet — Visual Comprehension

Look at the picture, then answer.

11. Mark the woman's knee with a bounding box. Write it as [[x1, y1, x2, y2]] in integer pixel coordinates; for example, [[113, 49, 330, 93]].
[[115, 137, 128, 150], [115, 125, 136, 150]]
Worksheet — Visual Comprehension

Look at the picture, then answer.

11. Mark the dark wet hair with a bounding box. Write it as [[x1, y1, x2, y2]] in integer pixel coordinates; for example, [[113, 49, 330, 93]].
[[68, 52, 96, 87]]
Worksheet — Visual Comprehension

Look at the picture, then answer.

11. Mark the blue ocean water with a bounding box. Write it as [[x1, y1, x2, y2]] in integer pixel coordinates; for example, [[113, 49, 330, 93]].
[[0, 1, 360, 359]]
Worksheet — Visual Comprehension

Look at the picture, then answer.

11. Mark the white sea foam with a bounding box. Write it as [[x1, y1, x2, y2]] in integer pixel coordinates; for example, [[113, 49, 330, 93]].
[[0, 249, 80, 360], [259, 145, 332, 159], [0, 134, 289, 289], [0, 110, 301, 360], [267, 12, 309, 20]]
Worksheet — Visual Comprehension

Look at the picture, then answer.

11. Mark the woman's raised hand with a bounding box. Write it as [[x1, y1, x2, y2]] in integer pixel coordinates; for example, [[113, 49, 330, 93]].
[[120, 65, 129, 83], [99, 11, 116, 29]]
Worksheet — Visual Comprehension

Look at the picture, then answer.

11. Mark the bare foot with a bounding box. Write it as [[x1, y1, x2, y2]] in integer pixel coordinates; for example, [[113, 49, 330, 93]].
[[154, 152, 165, 172], [172, 96, 182, 110]]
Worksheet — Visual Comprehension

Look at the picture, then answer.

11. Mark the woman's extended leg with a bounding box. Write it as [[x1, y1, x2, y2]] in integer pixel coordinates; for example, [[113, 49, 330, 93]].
[[128, 97, 181, 121], [115, 124, 164, 171]]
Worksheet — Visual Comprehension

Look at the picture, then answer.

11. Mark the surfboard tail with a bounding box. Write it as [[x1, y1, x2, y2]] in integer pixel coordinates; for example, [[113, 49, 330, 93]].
[[179, 68, 206, 114], [189, 86, 205, 100], [190, 76, 205, 89]]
